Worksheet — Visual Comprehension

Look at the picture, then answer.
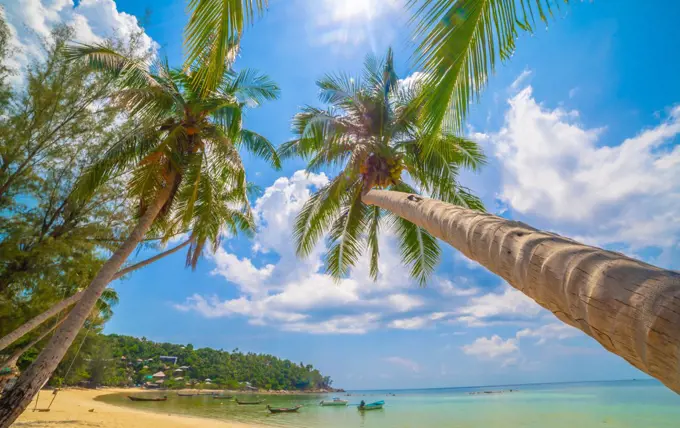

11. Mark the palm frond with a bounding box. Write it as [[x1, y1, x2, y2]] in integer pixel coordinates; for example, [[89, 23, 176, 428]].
[[224, 68, 280, 106], [115, 87, 177, 123], [184, 0, 267, 95], [64, 44, 157, 89], [411, 0, 569, 139], [284, 107, 348, 160], [71, 129, 158, 203], [317, 72, 363, 108], [325, 184, 369, 279], [367, 205, 382, 281], [237, 129, 281, 169], [388, 182, 441, 285], [293, 175, 348, 258], [394, 213, 440, 286]]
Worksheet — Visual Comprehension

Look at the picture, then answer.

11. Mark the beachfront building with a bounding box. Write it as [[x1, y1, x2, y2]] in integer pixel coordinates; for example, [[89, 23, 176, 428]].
[[159, 355, 178, 365]]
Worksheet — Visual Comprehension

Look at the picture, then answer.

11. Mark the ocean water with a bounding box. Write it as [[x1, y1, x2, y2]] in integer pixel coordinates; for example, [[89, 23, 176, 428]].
[[97, 380, 680, 427]]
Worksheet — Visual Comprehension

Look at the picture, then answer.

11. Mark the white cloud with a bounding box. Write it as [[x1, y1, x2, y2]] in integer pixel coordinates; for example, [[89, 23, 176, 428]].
[[388, 312, 451, 330], [435, 278, 479, 297], [173, 294, 308, 325], [2, 0, 157, 84], [384, 356, 421, 373], [517, 323, 581, 344], [492, 82, 680, 249], [462, 335, 519, 359], [399, 72, 427, 92], [303, 0, 404, 49], [510, 68, 532, 91], [388, 316, 428, 330], [386, 294, 424, 312], [456, 285, 542, 323], [282, 313, 380, 335], [209, 247, 274, 296]]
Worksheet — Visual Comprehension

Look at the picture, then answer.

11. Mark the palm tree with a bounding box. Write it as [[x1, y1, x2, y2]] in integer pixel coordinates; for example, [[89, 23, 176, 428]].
[[0, 47, 280, 425], [280, 48, 485, 285]]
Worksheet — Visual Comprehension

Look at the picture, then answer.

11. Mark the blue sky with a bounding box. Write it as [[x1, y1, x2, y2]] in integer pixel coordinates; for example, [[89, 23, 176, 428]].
[[4, 0, 680, 389]]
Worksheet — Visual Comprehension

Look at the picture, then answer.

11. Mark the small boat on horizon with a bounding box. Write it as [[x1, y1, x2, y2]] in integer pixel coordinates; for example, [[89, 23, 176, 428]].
[[358, 400, 384, 411], [177, 392, 196, 397], [128, 395, 167, 402], [320, 397, 348, 406], [236, 399, 265, 405], [267, 404, 302, 413]]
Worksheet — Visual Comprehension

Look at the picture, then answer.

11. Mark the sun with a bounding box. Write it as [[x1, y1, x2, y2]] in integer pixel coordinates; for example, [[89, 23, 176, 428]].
[[322, 0, 401, 23]]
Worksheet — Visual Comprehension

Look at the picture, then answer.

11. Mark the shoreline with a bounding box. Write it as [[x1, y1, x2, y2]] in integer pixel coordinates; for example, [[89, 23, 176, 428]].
[[15, 387, 266, 428]]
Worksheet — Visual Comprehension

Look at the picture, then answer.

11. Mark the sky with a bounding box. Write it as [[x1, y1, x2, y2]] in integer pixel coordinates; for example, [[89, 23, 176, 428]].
[[3, 0, 680, 390]]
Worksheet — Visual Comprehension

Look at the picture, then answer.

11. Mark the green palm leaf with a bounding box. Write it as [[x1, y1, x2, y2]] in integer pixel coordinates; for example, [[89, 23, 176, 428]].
[[294, 175, 348, 258], [64, 44, 157, 89], [71, 129, 158, 203], [367, 205, 382, 281], [325, 184, 369, 279], [411, 0, 569, 139], [224, 68, 280, 106], [238, 129, 281, 169], [184, 0, 267, 95]]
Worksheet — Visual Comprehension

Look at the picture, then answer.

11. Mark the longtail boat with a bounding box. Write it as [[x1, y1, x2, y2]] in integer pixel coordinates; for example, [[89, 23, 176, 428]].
[[320, 398, 348, 406], [267, 405, 302, 413], [128, 396, 167, 402], [177, 392, 196, 397], [358, 400, 384, 411], [236, 399, 264, 405], [212, 395, 233, 400]]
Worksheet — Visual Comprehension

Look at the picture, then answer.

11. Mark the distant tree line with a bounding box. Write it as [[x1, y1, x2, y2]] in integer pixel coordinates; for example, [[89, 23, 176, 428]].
[[47, 333, 333, 391]]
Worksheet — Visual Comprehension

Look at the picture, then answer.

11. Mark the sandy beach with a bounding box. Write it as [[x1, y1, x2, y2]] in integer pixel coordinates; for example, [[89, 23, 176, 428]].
[[14, 388, 263, 428]]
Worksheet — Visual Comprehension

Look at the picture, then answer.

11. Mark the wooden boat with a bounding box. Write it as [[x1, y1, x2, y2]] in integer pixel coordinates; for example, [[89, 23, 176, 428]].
[[236, 399, 265, 405], [358, 400, 384, 411], [177, 392, 196, 397], [212, 395, 233, 400], [320, 398, 348, 406], [128, 396, 167, 402], [267, 405, 302, 413]]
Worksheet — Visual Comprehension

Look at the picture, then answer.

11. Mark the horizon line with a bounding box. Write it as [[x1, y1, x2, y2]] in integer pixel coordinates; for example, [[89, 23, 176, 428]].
[[348, 378, 653, 392]]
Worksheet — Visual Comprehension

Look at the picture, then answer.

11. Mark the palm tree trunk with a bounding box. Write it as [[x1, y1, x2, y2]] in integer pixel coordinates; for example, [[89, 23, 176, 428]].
[[0, 176, 176, 427], [362, 189, 680, 394], [0, 238, 192, 353]]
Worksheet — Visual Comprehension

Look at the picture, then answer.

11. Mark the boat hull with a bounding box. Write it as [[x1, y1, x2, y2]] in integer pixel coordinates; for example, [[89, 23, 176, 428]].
[[236, 400, 264, 405], [267, 405, 302, 413], [358, 405, 383, 410], [128, 396, 167, 402]]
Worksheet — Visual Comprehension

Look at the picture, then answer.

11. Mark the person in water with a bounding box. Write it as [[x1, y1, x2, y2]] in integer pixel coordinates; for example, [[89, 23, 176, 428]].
[[359, 400, 365, 408]]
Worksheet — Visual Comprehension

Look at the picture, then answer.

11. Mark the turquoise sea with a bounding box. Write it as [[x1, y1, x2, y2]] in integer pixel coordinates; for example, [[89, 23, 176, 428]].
[[97, 380, 680, 427]]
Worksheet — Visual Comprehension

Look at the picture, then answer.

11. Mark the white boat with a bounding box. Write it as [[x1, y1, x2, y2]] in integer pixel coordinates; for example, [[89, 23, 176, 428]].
[[320, 397, 349, 406]]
